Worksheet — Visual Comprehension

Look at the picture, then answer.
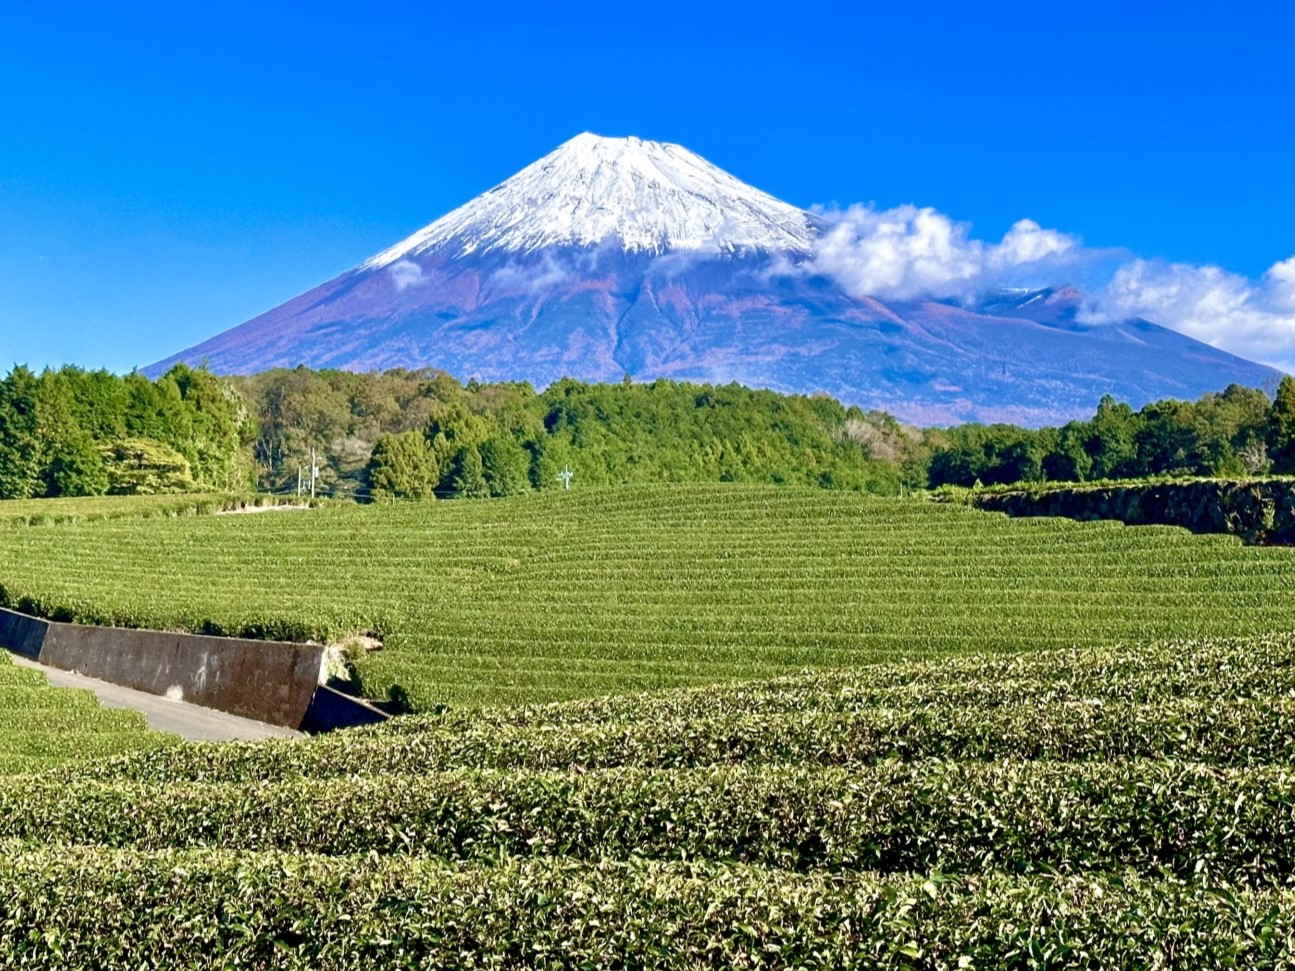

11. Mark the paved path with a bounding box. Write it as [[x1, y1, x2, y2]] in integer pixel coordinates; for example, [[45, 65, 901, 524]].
[[9, 654, 302, 742]]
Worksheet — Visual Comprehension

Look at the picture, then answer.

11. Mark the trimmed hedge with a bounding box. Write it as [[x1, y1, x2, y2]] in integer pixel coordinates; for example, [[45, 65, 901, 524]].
[[0, 638, 171, 774], [5, 485, 1295, 709]]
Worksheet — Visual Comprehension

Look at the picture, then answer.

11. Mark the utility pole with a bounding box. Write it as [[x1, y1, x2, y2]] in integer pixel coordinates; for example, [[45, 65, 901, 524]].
[[556, 466, 574, 490], [297, 465, 303, 498], [310, 448, 319, 500]]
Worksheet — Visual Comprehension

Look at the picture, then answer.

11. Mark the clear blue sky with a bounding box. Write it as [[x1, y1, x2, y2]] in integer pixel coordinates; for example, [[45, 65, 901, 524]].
[[2, 0, 1293, 373]]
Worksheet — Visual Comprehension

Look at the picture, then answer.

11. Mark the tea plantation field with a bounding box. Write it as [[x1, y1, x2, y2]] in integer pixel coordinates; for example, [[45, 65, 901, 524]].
[[4, 634, 1295, 966], [4, 485, 1295, 965], [1, 484, 1295, 709]]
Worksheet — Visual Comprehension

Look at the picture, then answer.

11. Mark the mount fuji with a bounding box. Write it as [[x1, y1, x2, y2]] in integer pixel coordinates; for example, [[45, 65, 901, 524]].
[[147, 133, 1280, 424]]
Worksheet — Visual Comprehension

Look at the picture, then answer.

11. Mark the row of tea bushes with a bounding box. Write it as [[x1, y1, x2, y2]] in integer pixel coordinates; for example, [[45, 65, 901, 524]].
[[0, 652, 170, 774], [12, 759, 1295, 884], [1, 849, 1291, 970]]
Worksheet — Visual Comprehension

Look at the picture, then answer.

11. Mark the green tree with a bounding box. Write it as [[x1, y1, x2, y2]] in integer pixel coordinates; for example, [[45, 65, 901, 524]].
[[1084, 395, 1139, 479], [1134, 400, 1204, 475], [0, 366, 44, 499], [100, 438, 195, 495], [527, 436, 575, 490], [926, 425, 1039, 487], [1271, 375, 1295, 474], [1042, 422, 1093, 482], [480, 436, 532, 497], [449, 444, 490, 498], [36, 369, 107, 497], [46, 437, 109, 497], [995, 437, 1046, 485], [157, 365, 253, 490], [365, 431, 439, 500], [926, 430, 987, 487]]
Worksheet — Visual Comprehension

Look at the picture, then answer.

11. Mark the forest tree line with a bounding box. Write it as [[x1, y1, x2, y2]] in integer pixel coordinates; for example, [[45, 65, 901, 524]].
[[0, 364, 254, 500], [1, 362, 1293, 501], [240, 369, 918, 499], [927, 379, 1295, 488]]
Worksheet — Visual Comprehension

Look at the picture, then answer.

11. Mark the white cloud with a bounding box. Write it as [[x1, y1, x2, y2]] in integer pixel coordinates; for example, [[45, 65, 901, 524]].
[[992, 218, 1076, 266], [806, 205, 1080, 302], [489, 250, 572, 295], [1268, 256, 1295, 310], [1084, 257, 1295, 373], [389, 260, 425, 291], [808, 204, 979, 300]]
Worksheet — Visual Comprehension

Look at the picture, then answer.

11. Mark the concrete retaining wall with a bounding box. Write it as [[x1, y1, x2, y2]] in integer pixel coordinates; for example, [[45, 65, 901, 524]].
[[0, 607, 336, 729], [0, 610, 48, 659], [301, 684, 390, 733]]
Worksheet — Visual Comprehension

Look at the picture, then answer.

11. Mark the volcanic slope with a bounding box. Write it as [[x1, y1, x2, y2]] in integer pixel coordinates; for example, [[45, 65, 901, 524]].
[[146, 134, 1280, 425], [2, 485, 1295, 710]]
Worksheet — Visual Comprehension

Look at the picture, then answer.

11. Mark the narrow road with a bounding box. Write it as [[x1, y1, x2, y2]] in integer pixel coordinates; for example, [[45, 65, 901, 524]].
[[9, 654, 302, 742]]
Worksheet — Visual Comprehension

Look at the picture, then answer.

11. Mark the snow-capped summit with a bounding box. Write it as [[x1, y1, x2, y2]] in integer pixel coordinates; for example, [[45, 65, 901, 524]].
[[363, 132, 817, 265]]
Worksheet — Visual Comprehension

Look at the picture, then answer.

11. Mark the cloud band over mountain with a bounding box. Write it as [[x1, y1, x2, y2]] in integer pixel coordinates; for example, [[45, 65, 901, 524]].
[[799, 202, 1295, 374]]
